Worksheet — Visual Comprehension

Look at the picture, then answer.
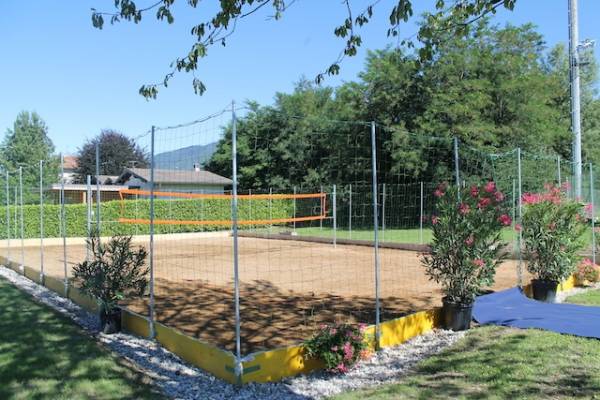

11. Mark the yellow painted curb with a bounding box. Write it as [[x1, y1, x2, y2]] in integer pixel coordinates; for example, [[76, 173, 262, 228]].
[[23, 266, 40, 283], [44, 275, 65, 295], [154, 322, 237, 384], [68, 286, 99, 313], [121, 309, 151, 338]]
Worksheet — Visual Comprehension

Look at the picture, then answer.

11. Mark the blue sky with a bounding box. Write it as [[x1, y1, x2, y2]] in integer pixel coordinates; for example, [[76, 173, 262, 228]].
[[1, 1, 599, 154]]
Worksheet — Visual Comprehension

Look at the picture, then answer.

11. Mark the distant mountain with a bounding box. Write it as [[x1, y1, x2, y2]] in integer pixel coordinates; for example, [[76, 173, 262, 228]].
[[153, 142, 218, 170]]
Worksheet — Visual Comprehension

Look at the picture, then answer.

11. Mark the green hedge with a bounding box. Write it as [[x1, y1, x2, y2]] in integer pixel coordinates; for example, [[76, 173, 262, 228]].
[[0, 198, 293, 239]]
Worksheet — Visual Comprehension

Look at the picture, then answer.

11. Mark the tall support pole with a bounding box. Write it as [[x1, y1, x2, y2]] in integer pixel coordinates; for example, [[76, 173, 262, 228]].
[[332, 184, 337, 247], [557, 156, 562, 186], [148, 127, 156, 339], [517, 148, 523, 288], [86, 175, 92, 261], [231, 102, 243, 382], [590, 163, 596, 265], [95, 143, 101, 234], [293, 186, 297, 233], [569, 0, 583, 198], [419, 181, 424, 244], [39, 161, 44, 281], [348, 184, 352, 240], [248, 189, 252, 230], [512, 178, 516, 232], [381, 184, 386, 242], [453, 137, 461, 200], [19, 167, 24, 272], [60, 154, 68, 294], [6, 171, 10, 264], [370, 121, 381, 348]]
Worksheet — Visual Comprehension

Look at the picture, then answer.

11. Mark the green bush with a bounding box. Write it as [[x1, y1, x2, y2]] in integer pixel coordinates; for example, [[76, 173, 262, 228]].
[[0, 197, 293, 239]]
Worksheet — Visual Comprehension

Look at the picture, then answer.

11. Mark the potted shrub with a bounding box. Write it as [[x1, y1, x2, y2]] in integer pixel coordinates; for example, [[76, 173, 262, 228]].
[[521, 184, 587, 302], [304, 323, 370, 373], [72, 232, 148, 334], [574, 258, 600, 287], [422, 181, 510, 331]]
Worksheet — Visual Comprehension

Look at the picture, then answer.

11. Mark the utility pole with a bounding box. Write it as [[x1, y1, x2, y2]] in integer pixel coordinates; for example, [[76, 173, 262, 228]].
[[569, 0, 582, 198]]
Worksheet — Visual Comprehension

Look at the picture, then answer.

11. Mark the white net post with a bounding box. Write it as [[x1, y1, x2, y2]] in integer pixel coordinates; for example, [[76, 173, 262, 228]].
[[148, 126, 156, 338], [517, 148, 523, 288], [348, 183, 352, 240], [419, 181, 424, 244], [590, 163, 596, 265], [13, 188, 17, 254], [454, 137, 461, 199], [60, 154, 68, 293], [19, 166, 24, 272], [370, 121, 381, 348], [39, 160, 44, 281], [332, 184, 337, 247], [5, 171, 10, 264], [269, 187, 273, 234], [231, 103, 243, 381]]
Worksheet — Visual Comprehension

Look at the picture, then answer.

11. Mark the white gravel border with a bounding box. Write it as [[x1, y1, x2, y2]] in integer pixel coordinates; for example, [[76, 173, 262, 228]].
[[0, 265, 464, 400]]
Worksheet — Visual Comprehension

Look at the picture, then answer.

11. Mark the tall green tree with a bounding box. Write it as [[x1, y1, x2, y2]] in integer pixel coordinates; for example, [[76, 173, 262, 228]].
[[0, 111, 59, 204], [75, 130, 148, 183], [89, 0, 516, 98]]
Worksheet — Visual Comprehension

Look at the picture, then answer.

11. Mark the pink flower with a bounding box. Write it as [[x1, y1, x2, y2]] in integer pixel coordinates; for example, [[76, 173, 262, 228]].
[[472, 259, 485, 268], [477, 197, 491, 209], [561, 181, 572, 191], [331, 346, 338, 352], [470, 186, 479, 198], [432, 216, 439, 225], [358, 323, 367, 332], [458, 203, 470, 215], [336, 363, 349, 373], [464, 236, 474, 246], [515, 223, 522, 232], [343, 342, 354, 361], [484, 181, 496, 193], [434, 189, 444, 198], [498, 214, 512, 226], [581, 258, 594, 267], [330, 328, 337, 335], [522, 193, 541, 205], [495, 191, 505, 202]]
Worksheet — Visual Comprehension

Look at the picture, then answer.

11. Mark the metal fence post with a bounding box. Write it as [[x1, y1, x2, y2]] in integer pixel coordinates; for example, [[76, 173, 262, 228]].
[[382, 183, 386, 242], [419, 181, 424, 244], [454, 137, 461, 200], [517, 148, 523, 288], [19, 167, 24, 273], [319, 185, 323, 231], [370, 121, 381, 348], [557, 156, 562, 186], [86, 175, 92, 261], [5, 171, 10, 265], [269, 187, 273, 234], [231, 102, 243, 383], [60, 154, 68, 294], [590, 163, 596, 265], [293, 185, 297, 233], [332, 184, 337, 247], [95, 143, 101, 235], [148, 127, 156, 339], [39, 160, 44, 281], [348, 184, 352, 240]]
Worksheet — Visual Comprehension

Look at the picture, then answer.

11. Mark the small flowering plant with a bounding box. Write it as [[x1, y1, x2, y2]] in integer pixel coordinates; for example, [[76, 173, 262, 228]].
[[422, 181, 510, 305], [304, 323, 370, 373], [574, 258, 600, 286], [521, 183, 587, 283]]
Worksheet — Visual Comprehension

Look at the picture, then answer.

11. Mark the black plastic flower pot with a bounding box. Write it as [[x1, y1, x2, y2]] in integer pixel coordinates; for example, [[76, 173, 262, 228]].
[[531, 279, 559, 303], [99, 307, 122, 334], [441, 298, 473, 331]]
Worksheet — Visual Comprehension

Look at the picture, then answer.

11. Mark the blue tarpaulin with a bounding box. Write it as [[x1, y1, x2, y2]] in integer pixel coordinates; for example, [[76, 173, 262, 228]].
[[473, 287, 600, 339]]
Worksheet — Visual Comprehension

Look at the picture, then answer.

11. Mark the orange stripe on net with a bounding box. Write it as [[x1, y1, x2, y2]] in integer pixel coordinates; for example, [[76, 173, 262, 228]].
[[119, 188, 326, 200], [118, 214, 327, 226]]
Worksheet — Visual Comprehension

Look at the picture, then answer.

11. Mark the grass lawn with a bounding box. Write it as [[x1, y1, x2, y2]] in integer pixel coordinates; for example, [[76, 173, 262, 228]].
[[332, 325, 600, 400], [564, 288, 600, 306], [0, 276, 162, 400], [294, 227, 518, 245]]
